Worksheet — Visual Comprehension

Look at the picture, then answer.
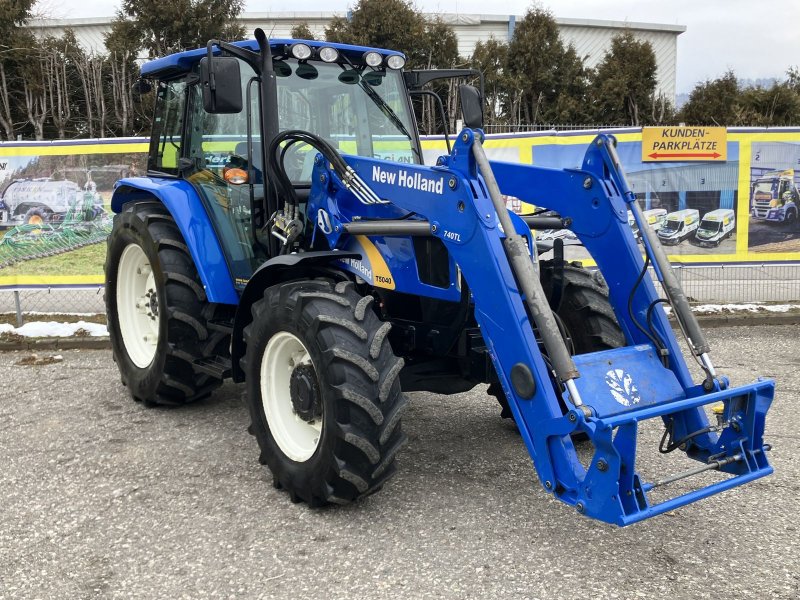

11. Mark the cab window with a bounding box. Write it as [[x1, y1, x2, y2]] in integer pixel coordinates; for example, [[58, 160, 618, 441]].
[[149, 79, 188, 174]]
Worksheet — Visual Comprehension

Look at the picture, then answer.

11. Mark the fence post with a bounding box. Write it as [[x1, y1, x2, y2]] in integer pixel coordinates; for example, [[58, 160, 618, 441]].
[[13, 290, 23, 327]]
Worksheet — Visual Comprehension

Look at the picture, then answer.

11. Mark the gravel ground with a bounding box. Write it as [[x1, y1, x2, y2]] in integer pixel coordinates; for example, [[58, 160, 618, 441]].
[[1, 324, 798, 599]]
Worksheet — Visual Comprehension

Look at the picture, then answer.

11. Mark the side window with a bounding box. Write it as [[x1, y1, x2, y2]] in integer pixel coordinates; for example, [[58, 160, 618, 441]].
[[149, 79, 188, 174], [329, 92, 357, 153]]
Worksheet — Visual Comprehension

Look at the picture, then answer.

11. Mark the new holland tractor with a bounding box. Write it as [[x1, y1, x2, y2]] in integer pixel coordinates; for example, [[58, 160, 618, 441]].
[[105, 31, 774, 526]]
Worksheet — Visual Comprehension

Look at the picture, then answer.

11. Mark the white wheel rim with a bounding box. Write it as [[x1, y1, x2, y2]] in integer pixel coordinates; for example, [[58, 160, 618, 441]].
[[116, 243, 160, 368], [260, 331, 323, 462]]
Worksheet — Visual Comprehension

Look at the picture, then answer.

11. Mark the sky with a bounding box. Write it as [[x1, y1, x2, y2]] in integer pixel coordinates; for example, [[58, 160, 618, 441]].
[[41, 0, 800, 94]]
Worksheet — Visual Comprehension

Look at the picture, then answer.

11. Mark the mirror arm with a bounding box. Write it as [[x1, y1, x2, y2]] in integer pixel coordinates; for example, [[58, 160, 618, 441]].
[[205, 39, 261, 73], [409, 90, 451, 153]]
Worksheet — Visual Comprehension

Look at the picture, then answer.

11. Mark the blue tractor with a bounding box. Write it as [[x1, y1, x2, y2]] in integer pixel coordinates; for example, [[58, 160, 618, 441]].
[[105, 31, 773, 525]]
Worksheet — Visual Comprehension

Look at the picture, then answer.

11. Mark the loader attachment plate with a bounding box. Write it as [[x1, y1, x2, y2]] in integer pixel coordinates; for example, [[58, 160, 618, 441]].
[[569, 345, 685, 419]]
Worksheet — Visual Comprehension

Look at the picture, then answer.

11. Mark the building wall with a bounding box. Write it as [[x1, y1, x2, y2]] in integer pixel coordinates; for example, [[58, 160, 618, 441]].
[[30, 12, 684, 100]]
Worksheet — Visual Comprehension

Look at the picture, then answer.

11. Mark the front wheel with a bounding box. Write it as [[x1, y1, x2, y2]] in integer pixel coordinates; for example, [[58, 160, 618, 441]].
[[244, 280, 407, 506], [783, 209, 798, 230]]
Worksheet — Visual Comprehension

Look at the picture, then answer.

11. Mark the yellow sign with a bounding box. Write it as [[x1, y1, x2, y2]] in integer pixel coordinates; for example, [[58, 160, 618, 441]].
[[642, 126, 727, 162]]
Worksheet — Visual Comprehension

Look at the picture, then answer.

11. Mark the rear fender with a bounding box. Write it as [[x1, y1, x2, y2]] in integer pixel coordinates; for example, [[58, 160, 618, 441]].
[[111, 177, 238, 304], [230, 250, 360, 382]]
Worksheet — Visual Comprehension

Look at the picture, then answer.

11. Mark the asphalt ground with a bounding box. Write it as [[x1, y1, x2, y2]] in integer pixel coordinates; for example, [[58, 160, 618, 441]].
[[1, 324, 798, 599]]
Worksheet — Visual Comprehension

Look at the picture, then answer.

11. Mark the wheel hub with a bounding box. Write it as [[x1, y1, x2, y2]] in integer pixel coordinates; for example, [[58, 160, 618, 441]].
[[147, 289, 158, 318], [290, 364, 321, 422]]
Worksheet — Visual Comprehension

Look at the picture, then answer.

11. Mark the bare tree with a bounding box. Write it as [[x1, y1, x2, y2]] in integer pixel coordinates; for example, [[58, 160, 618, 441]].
[[46, 45, 71, 138], [0, 61, 15, 140], [22, 51, 48, 139], [109, 50, 134, 136], [90, 57, 107, 137]]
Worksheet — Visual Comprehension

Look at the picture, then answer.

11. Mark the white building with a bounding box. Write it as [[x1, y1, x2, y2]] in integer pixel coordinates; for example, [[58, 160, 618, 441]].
[[30, 12, 685, 100]]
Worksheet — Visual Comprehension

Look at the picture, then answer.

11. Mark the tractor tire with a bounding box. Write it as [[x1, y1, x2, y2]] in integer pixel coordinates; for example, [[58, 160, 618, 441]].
[[105, 201, 231, 406], [244, 279, 407, 506], [24, 206, 52, 226], [492, 261, 624, 420]]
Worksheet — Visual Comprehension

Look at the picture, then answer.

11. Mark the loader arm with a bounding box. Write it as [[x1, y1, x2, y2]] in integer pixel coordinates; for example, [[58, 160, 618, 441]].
[[308, 130, 774, 526]]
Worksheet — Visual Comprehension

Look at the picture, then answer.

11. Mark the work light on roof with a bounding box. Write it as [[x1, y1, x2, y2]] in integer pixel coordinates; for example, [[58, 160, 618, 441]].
[[386, 55, 405, 70], [363, 51, 383, 67], [318, 47, 339, 63], [290, 43, 313, 60]]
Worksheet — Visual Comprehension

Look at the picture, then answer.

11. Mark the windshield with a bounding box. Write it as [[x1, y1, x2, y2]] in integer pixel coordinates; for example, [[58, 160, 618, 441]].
[[753, 180, 775, 198], [661, 219, 682, 233], [698, 219, 721, 234], [275, 58, 419, 178], [177, 56, 421, 284]]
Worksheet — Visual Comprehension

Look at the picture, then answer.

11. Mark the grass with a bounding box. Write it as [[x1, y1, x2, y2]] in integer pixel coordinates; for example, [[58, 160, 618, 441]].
[[0, 241, 107, 277]]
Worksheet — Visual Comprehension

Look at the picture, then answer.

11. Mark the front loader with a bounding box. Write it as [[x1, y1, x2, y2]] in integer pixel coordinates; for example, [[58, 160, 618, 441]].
[[105, 31, 773, 526]]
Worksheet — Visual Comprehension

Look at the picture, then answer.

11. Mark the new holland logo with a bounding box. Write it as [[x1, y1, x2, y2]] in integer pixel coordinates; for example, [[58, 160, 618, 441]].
[[605, 369, 641, 407]]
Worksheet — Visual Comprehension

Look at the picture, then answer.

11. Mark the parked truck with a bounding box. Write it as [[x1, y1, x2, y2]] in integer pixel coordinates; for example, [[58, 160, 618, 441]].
[[750, 169, 800, 226], [657, 208, 700, 245], [627, 208, 667, 242], [103, 32, 774, 526], [694, 208, 735, 247]]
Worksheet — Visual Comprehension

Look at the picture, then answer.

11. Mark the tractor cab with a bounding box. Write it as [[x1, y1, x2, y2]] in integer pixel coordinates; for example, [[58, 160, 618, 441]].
[[141, 38, 423, 285]]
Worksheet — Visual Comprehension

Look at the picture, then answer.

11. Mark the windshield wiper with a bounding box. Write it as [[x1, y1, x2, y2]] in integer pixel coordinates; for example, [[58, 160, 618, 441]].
[[349, 68, 421, 163]]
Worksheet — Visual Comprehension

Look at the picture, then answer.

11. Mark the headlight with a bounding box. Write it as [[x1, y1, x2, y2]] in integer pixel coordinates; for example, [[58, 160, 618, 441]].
[[318, 46, 339, 63], [291, 43, 312, 60], [769, 199, 778, 208], [386, 55, 405, 70], [363, 51, 382, 67]]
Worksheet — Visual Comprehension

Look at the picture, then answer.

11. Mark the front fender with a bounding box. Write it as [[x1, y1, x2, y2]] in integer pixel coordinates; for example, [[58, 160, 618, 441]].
[[111, 177, 238, 305], [230, 250, 360, 382]]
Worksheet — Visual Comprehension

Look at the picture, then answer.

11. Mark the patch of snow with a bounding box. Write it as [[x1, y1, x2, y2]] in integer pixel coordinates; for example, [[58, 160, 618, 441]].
[[1, 311, 102, 317], [692, 303, 796, 314], [0, 321, 108, 337]]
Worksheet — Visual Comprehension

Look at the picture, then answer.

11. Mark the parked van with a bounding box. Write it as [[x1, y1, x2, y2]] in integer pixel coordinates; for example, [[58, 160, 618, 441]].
[[627, 208, 668, 241], [694, 208, 735, 247], [657, 209, 700, 245]]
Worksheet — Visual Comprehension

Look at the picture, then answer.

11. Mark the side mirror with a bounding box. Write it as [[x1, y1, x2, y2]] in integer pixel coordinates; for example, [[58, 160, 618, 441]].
[[132, 79, 152, 95], [459, 84, 483, 130], [200, 56, 243, 114]]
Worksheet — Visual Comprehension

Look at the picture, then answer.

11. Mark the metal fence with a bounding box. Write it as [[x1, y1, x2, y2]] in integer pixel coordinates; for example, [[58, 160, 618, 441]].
[[482, 124, 631, 134], [1, 286, 105, 327], [1, 264, 799, 327]]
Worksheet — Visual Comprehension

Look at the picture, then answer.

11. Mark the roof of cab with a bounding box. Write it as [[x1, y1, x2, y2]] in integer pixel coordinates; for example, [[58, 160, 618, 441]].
[[703, 208, 735, 217], [141, 38, 406, 79], [666, 208, 699, 218]]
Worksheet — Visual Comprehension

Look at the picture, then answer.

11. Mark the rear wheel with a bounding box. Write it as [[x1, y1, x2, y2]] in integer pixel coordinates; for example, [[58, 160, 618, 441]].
[[491, 261, 624, 419], [24, 206, 52, 226], [105, 201, 231, 406], [244, 279, 407, 506]]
